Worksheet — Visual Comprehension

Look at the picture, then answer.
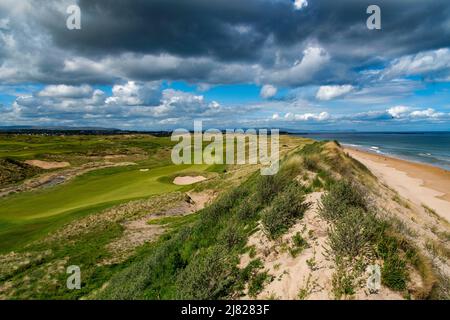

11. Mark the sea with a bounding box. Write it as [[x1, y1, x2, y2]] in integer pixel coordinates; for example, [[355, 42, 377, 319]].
[[295, 132, 450, 171]]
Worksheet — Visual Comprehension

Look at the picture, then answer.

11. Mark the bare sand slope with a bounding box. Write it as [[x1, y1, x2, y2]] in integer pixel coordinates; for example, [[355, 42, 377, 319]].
[[239, 192, 333, 299], [24, 160, 70, 169], [346, 148, 450, 223]]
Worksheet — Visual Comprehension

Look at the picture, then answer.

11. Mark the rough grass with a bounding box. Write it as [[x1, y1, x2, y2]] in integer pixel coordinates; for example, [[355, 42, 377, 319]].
[[320, 178, 435, 298], [0, 192, 191, 299], [289, 232, 309, 257], [96, 181, 256, 299], [328, 207, 379, 258], [262, 181, 310, 239], [0, 158, 42, 188], [319, 180, 368, 222], [0, 134, 173, 161]]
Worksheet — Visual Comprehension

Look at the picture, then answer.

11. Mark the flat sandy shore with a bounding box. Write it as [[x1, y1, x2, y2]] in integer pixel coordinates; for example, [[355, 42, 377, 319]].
[[345, 148, 450, 223]]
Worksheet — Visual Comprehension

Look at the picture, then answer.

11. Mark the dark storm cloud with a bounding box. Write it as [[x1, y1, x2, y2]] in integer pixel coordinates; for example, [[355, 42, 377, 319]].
[[42, 0, 299, 62], [2, 0, 450, 86], [42, 0, 450, 64]]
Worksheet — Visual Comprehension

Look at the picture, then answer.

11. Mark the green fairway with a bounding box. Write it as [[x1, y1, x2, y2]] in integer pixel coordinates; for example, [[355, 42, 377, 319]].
[[0, 162, 209, 252]]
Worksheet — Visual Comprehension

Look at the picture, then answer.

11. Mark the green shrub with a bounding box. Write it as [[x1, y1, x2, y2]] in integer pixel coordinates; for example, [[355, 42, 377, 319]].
[[321, 178, 413, 296], [218, 222, 245, 250], [262, 182, 310, 239], [376, 236, 408, 291], [97, 231, 188, 300], [289, 232, 309, 257], [248, 271, 270, 298], [200, 185, 249, 226], [303, 156, 318, 171], [0, 158, 42, 188], [320, 180, 368, 221], [299, 141, 325, 156], [256, 175, 283, 205], [176, 246, 237, 299], [381, 254, 408, 291], [236, 198, 258, 221], [332, 261, 356, 300], [241, 259, 263, 282], [328, 207, 379, 258], [311, 176, 323, 189]]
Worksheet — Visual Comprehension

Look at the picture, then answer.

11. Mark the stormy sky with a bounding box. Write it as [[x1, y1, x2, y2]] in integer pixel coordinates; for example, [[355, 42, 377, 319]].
[[1, 0, 450, 130]]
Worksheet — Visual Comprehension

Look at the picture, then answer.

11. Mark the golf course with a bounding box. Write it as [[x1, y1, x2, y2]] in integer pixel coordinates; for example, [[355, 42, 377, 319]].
[[0, 161, 210, 252], [0, 134, 220, 250]]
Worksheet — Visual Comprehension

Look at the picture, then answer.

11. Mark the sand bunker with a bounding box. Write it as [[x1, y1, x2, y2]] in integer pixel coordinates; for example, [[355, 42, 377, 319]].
[[173, 176, 207, 185], [25, 160, 70, 169]]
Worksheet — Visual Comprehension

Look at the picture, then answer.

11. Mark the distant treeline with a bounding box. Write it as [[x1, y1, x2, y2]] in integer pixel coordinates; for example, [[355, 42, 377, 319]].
[[0, 128, 172, 136], [0, 128, 289, 136]]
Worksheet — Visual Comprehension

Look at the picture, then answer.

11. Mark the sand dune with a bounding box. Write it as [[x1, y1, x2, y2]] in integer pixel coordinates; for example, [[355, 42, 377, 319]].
[[346, 148, 450, 223]]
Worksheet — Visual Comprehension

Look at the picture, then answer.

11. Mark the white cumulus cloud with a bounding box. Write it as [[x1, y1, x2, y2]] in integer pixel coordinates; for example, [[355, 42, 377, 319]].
[[38, 84, 93, 99], [383, 48, 450, 80], [387, 105, 411, 118], [410, 108, 445, 119], [316, 85, 354, 101], [282, 111, 330, 122], [260, 85, 277, 99], [105, 81, 161, 106]]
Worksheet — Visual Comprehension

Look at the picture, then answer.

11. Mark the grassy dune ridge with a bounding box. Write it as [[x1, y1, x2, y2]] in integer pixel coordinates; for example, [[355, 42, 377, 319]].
[[95, 141, 443, 299]]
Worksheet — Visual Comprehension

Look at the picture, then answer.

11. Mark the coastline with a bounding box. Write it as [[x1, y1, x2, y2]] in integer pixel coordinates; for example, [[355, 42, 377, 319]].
[[345, 147, 450, 223]]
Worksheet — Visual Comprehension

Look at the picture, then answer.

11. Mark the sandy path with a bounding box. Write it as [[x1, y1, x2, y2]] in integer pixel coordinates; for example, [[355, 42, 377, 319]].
[[346, 148, 450, 223]]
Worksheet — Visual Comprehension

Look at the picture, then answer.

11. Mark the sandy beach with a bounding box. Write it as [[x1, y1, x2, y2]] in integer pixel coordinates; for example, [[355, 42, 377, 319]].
[[345, 148, 450, 223]]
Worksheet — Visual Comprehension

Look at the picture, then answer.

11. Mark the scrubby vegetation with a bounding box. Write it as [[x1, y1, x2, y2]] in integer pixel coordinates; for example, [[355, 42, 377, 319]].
[[262, 182, 310, 239], [289, 232, 309, 258], [0, 158, 42, 188], [320, 179, 431, 299], [320, 180, 368, 222], [327, 207, 378, 258], [95, 147, 313, 299]]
